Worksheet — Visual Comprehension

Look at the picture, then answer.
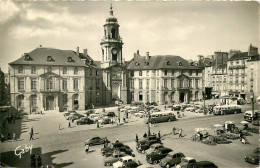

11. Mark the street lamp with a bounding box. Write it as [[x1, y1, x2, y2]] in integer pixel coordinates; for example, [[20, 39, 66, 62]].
[[250, 94, 254, 121], [115, 100, 120, 124], [203, 90, 206, 115], [147, 107, 151, 136]]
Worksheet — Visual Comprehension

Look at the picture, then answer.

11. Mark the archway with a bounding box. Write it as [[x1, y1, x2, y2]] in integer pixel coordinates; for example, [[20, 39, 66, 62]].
[[29, 95, 37, 112], [72, 94, 79, 110], [46, 96, 54, 110], [16, 95, 24, 109]]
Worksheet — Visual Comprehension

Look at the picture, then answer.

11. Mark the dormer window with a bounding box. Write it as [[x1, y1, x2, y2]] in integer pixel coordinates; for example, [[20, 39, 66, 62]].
[[144, 62, 149, 66], [48, 67, 52, 72], [135, 62, 139, 66], [165, 61, 170, 65], [179, 61, 183, 66], [47, 56, 54, 62], [67, 57, 74, 62], [74, 68, 78, 75], [18, 66, 23, 74], [31, 66, 36, 74], [190, 62, 194, 66], [24, 53, 33, 61]]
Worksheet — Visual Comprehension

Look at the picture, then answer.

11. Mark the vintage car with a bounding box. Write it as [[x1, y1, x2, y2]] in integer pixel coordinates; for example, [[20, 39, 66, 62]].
[[150, 108, 161, 113], [106, 112, 116, 117], [176, 157, 197, 168], [146, 148, 173, 164], [172, 105, 181, 111], [99, 118, 113, 125], [103, 152, 127, 166], [74, 117, 94, 125], [84, 109, 95, 116], [85, 136, 107, 146], [121, 160, 141, 168], [244, 110, 260, 123], [71, 114, 84, 122], [102, 142, 133, 157], [159, 152, 185, 168], [245, 147, 260, 164], [145, 143, 164, 155], [113, 156, 135, 168], [136, 136, 161, 153], [190, 161, 218, 168]]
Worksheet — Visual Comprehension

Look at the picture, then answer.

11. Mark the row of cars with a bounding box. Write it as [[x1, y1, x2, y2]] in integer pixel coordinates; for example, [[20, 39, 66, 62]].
[[63, 110, 117, 125], [136, 135, 218, 168]]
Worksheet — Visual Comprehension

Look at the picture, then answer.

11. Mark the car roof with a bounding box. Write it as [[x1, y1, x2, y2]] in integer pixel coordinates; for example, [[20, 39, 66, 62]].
[[168, 151, 183, 155], [151, 143, 163, 147], [184, 157, 195, 160], [158, 147, 172, 151], [197, 161, 215, 166], [121, 156, 134, 160]]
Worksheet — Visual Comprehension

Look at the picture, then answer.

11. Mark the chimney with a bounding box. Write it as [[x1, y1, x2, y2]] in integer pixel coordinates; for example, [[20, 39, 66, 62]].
[[39, 44, 42, 48], [76, 46, 79, 56], [146, 52, 149, 60], [83, 48, 88, 55], [137, 49, 140, 56]]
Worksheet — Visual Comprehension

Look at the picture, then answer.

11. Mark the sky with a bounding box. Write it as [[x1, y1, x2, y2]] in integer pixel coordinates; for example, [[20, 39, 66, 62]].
[[0, 0, 259, 73]]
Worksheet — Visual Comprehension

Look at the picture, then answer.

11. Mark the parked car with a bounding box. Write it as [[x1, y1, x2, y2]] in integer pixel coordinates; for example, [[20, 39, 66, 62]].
[[99, 118, 113, 125], [84, 109, 95, 116], [150, 108, 161, 113], [135, 111, 145, 118], [176, 157, 197, 168], [75, 118, 94, 125], [146, 148, 173, 164], [71, 114, 84, 122], [105, 145, 135, 157], [244, 110, 260, 123], [113, 156, 135, 168], [85, 136, 107, 146], [89, 113, 102, 122], [190, 161, 218, 168], [106, 112, 116, 117], [245, 147, 260, 164], [121, 160, 141, 168], [146, 143, 164, 155], [159, 152, 185, 168], [102, 142, 125, 155], [103, 152, 127, 166], [136, 136, 161, 153], [172, 105, 181, 111]]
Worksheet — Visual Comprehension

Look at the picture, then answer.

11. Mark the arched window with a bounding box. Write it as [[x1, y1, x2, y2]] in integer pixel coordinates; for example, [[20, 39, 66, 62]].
[[111, 28, 116, 38], [63, 67, 67, 74]]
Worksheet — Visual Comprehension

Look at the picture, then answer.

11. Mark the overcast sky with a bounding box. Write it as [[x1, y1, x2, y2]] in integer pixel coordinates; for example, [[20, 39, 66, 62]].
[[0, 1, 259, 73]]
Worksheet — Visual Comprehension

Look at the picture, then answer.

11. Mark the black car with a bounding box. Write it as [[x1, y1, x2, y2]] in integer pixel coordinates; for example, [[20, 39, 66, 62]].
[[85, 136, 107, 146], [122, 160, 141, 168], [189, 161, 218, 168], [101, 142, 127, 156], [103, 145, 134, 157], [75, 118, 94, 125], [106, 112, 116, 117], [245, 147, 260, 164], [146, 148, 173, 164], [136, 136, 161, 153], [159, 152, 185, 168]]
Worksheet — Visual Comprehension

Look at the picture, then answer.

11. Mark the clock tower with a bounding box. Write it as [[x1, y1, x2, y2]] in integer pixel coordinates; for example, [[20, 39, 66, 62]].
[[100, 4, 124, 68]]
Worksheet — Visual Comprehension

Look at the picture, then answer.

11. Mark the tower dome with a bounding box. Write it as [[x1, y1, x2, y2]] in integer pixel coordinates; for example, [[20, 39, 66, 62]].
[[106, 4, 118, 24]]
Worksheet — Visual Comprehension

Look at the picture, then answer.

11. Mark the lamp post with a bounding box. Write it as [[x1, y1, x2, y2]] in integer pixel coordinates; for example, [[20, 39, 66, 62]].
[[203, 90, 206, 115], [115, 100, 120, 124], [147, 107, 151, 136], [250, 94, 254, 121]]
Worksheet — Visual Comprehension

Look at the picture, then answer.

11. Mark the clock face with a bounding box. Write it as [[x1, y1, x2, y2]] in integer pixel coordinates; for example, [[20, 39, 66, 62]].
[[112, 48, 118, 55]]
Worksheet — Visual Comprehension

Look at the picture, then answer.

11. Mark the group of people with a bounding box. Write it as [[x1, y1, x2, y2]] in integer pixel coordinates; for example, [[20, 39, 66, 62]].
[[30, 154, 42, 168], [172, 127, 183, 138], [0, 132, 16, 142]]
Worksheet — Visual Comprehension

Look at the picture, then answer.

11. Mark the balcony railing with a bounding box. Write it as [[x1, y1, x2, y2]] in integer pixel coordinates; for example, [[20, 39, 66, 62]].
[[177, 86, 192, 90], [229, 65, 246, 69], [40, 88, 60, 92]]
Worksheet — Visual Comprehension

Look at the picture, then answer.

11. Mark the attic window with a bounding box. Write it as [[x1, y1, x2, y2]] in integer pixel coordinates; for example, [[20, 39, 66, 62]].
[[190, 62, 194, 66], [135, 62, 139, 66], [144, 62, 149, 66], [179, 61, 183, 66], [67, 57, 74, 62], [47, 56, 55, 62], [165, 61, 170, 65], [24, 53, 33, 61]]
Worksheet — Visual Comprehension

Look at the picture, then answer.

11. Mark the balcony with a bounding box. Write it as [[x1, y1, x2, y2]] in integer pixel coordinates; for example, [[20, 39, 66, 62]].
[[18, 89, 25, 92], [177, 86, 192, 90], [250, 78, 254, 81], [40, 88, 60, 92], [161, 87, 168, 91], [229, 65, 246, 69]]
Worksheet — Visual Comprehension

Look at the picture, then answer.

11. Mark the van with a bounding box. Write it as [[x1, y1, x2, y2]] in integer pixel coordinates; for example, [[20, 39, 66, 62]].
[[144, 111, 176, 124], [244, 110, 260, 122]]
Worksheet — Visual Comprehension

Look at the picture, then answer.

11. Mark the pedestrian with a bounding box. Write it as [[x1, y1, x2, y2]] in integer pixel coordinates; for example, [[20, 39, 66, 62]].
[[97, 121, 99, 128], [1, 133, 4, 142], [239, 130, 243, 141], [172, 127, 176, 135], [41, 111, 43, 115], [31, 154, 36, 168], [31, 127, 34, 136], [126, 111, 128, 118], [143, 132, 147, 138], [7, 133, 11, 140], [123, 117, 126, 123], [37, 154, 42, 167], [135, 134, 139, 143], [30, 131, 34, 140], [13, 133, 16, 141], [85, 144, 89, 153], [116, 138, 119, 143], [68, 122, 71, 128], [179, 128, 182, 138], [164, 105, 166, 110], [158, 131, 161, 140], [242, 136, 247, 145]]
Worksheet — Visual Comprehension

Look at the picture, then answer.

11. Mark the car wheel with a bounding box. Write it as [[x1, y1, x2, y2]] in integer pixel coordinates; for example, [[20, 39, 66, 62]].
[[153, 160, 158, 164], [234, 111, 237, 114], [166, 163, 171, 168], [142, 150, 145, 154], [107, 162, 111, 166]]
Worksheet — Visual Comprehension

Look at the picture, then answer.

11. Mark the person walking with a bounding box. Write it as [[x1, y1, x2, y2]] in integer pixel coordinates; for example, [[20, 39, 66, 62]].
[[1, 133, 4, 142], [172, 127, 176, 135], [143, 132, 147, 138], [85, 144, 89, 153], [30, 131, 34, 140], [158, 131, 161, 140], [37, 154, 42, 167], [68, 122, 71, 128], [31, 127, 34, 136], [135, 134, 139, 143], [179, 128, 182, 138], [13, 133, 16, 141]]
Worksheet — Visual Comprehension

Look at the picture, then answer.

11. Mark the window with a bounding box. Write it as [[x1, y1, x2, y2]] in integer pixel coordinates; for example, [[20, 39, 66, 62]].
[[189, 80, 192, 88], [171, 79, 174, 88], [139, 93, 143, 101], [189, 70, 192, 76], [131, 92, 134, 101], [139, 71, 142, 76], [47, 56, 54, 62], [181, 70, 184, 74], [196, 70, 199, 76], [96, 79, 100, 89], [164, 70, 167, 76], [63, 94, 68, 105], [31, 95, 37, 107], [179, 62, 183, 66], [130, 71, 134, 77], [63, 67, 67, 74], [18, 78, 24, 90], [67, 57, 74, 62], [31, 67, 36, 74], [73, 78, 79, 90], [130, 79, 134, 89], [62, 79, 67, 90], [46, 79, 53, 90], [146, 79, 149, 89], [90, 69, 92, 76], [31, 78, 37, 90], [195, 79, 199, 88], [74, 68, 78, 75], [179, 80, 183, 88], [164, 79, 168, 88], [230, 70, 233, 75], [224, 77, 226, 83], [157, 79, 159, 89], [236, 61, 239, 64], [139, 79, 143, 89], [146, 71, 149, 76], [18, 66, 23, 74], [96, 70, 99, 76]]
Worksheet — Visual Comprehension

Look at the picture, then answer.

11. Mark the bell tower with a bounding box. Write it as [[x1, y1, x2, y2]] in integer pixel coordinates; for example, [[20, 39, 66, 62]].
[[100, 4, 124, 68]]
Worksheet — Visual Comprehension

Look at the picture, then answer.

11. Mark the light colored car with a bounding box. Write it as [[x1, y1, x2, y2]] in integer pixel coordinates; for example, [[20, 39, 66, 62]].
[[113, 156, 135, 168], [103, 152, 126, 166], [135, 111, 145, 118], [145, 143, 164, 155], [89, 113, 102, 122], [176, 157, 196, 168]]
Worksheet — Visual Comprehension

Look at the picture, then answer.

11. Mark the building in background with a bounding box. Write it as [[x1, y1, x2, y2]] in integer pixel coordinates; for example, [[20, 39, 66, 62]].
[[0, 68, 5, 105]]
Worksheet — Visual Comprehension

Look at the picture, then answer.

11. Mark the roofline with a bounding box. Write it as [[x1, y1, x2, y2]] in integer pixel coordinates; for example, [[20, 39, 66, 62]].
[[9, 63, 86, 67]]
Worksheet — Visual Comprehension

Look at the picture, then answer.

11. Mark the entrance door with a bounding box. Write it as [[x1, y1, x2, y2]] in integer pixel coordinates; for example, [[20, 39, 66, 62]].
[[179, 92, 185, 103], [46, 96, 54, 110]]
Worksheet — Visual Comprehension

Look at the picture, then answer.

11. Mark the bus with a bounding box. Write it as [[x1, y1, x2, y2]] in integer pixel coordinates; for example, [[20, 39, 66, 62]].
[[144, 111, 176, 124], [213, 105, 242, 115]]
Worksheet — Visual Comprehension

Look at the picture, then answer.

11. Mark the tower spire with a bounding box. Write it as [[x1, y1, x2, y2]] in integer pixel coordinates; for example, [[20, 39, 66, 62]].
[[110, 4, 113, 16]]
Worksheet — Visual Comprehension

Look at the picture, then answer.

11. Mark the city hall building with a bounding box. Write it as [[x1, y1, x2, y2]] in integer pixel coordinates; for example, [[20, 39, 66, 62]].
[[9, 5, 204, 113]]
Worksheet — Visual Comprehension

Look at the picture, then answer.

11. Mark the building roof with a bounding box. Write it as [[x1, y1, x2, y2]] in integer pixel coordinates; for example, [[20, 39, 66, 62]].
[[9, 48, 86, 67], [228, 52, 248, 61], [127, 55, 202, 70]]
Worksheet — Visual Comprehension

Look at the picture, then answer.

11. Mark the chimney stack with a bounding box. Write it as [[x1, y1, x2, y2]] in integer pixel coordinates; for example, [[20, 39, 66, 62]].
[[146, 52, 149, 60], [137, 49, 139, 56], [83, 48, 88, 55], [76, 46, 79, 56], [39, 44, 42, 48]]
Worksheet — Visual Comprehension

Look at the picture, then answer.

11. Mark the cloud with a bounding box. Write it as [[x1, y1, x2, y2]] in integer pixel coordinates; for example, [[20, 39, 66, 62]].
[[0, 0, 20, 24]]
